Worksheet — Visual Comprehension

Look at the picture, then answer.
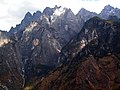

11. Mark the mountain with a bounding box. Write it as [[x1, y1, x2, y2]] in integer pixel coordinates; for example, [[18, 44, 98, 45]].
[[34, 17, 120, 90], [100, 5, 120, 19], [9, 11, 42, 38], [59, 16, 120, 63], [0, 5, 120, 90], [0, 30, 24, 90], [76, 8, 98, 22], [0, 30, 9, 47], [6, 5, 82, 84]]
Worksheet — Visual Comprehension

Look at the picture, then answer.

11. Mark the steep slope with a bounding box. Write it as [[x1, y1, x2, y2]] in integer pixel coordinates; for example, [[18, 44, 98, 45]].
[[0, 31, 24, 90], [60, 17, 120, 62], [34, 17, 120, 90], [76, 8, 98, 22], [76, 8, 98, 32], [8, 11, 42, 41], [1, 5, 120, 90], [100, 5, 120, 19], [36, 55, 120, 90], [11, 6, 82, 82], [0, 6, 84, 89]]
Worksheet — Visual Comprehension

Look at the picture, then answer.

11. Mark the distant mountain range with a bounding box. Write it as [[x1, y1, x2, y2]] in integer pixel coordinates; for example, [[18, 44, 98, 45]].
[[0, 5, 120, 90]]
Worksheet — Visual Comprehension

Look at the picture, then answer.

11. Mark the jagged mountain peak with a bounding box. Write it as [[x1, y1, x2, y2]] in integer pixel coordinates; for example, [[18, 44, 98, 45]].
[[43, 7, 54, 16], [1, 4, 120, 90], [33, 11, 41, 16], [33, 11, 42, 21], [9, 11, 41, 34], [53, 6, 67, 16], [25, 12, 32, 18], [100, 4, 114, 14], [100, 5, 120, 19], [104, 4, 114, 10], [54, 5, 62, 10], [77, 7, 97, 15], [76, 7, 98, 22], [22, 12, 33, 24], [43, 5, 67, 17], [78, 8, 89, 13]]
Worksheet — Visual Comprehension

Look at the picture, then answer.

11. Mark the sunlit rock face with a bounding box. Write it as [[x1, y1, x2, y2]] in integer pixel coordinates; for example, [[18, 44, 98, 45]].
[[7, 7, 99, 78], [33, 38, 40, 46], [8, 5, 84, 82], [0, 31, 10, 47], [1, 5, 120, 90], [36, 17, 120, 90], [0, 38, 10, 47]]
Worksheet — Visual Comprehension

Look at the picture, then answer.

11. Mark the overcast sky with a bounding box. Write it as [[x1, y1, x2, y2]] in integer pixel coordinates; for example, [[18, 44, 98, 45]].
[[0, 0, 120, 31]]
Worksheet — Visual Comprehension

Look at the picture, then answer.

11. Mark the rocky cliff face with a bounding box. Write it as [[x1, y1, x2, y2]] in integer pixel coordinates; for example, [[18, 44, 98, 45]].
[[0, 31, 24, 90], [100, 5, 120, 19], [34, 17, 120, 90], [8, 6, 84, 82], [60, 17, 120, 62], [37, 55, 120, 90], [0, 5, 120, 90], [76, 8, 98, 22]]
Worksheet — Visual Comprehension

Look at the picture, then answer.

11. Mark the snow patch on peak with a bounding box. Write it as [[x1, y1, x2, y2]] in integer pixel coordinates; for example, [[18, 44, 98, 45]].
[[53, 7, 66, 16]]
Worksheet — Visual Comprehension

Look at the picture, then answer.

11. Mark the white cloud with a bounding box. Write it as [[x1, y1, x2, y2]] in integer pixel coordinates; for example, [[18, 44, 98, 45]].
[[0, 0, 120, 31]]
